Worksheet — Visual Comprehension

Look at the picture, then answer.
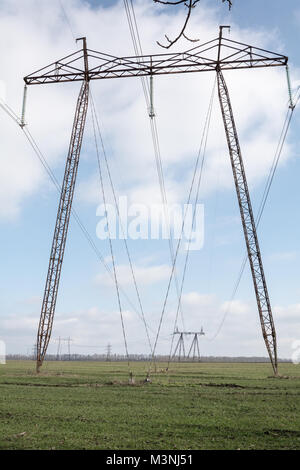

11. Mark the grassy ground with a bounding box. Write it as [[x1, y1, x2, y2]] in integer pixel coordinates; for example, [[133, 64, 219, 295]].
[[0, 360, 300, 450]]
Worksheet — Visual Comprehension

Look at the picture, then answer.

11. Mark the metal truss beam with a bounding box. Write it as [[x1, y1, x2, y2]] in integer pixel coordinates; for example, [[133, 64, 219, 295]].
[[217, 69, 278, 375], [24, 36, 287, 85]]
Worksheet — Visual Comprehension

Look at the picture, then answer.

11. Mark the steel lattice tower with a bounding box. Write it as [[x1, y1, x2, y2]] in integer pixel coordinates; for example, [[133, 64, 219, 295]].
[[172, 329, 205, 362], [24, 27, 289, 374]]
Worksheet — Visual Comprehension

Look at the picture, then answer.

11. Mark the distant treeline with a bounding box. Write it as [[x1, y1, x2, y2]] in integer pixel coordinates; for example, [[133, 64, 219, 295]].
[[6, 354, 291, 363]]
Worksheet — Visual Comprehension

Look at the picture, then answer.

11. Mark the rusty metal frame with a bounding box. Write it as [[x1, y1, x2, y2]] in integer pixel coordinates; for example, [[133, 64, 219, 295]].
[[24, 35, 287, 85], [36, 80, 89, 373], [217, 68, 278, 375]]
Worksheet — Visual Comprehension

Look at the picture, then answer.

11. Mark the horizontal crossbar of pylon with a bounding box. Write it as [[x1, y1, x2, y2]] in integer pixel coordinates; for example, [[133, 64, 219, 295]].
[[24, 35, 287, 85]]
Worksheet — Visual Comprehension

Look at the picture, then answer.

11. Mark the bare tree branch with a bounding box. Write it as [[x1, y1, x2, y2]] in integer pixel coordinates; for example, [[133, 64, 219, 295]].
[[155, 0, 200, 49], [154, 0, 187, 4], [154, 0, 233, 49], [222, 0, 232, 10], [182, 32, 199, 43]]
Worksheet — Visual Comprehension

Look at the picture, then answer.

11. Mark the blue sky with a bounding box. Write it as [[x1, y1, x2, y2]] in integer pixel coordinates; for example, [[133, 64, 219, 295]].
[[0, 0, 300, 363]]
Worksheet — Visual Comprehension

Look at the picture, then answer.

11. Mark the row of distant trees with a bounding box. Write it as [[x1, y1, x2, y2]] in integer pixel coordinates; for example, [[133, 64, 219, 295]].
[[6, 354, 291, 363]]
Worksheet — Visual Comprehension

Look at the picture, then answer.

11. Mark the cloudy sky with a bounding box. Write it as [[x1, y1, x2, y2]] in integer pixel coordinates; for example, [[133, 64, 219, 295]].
[[0, 0, 300, 363]]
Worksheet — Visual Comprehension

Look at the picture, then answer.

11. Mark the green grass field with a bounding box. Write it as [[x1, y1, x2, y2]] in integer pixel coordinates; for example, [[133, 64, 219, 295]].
[[0, 360, 299, 450]]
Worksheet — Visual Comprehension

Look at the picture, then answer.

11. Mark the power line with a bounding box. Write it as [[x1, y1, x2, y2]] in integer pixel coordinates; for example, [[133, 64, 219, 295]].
[[90, 101, 131, 374], [123, 0, 187, 332], [58, 0, 77, 43], [0, 97, 149, 325], [168, 77, 216, 365], [90, 92, 154, 354], [207, 88, 300, 341], [150, 78, 216, 372]]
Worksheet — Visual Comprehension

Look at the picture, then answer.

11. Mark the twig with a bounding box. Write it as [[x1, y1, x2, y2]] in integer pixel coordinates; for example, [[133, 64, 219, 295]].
[[154, 0, 233, 49], [156, 0, 200, 49]]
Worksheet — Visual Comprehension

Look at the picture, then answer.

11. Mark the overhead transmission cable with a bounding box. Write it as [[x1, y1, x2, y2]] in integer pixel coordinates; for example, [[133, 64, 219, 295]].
[[167, 77, 216, 367], [57, 0, 153, 354], [152, 82, 299, 363], [90, 103, 131, 375], [148, 78, 216, 373], [90, 91, 154, 355], [206, 86, 300, 341], [123, 0, 150, 104], [58, 0, 77, 43], [123, 0, 187, 332], [0, 97, 151, 330]]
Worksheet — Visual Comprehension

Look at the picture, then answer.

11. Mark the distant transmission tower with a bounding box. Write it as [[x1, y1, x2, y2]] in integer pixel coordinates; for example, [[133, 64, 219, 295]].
[[32, 343, 38, 361], [106, 343, 112, 362], [55, 337, 73, 360], [56, 336, 61, 361], [172, 328, 205, 362]]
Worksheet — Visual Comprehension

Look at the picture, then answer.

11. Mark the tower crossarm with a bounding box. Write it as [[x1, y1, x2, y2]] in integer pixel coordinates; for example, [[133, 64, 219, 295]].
[[24, 37, 288, 85], [173, 331, 205, 335]]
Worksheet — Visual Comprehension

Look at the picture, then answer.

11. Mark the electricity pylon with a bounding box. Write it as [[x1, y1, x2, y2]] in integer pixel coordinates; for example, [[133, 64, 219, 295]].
[[55, 337, 73, 361], [106, 343, 112, 361], [24, 27, 289, 374], [172, 328, 205, 362]]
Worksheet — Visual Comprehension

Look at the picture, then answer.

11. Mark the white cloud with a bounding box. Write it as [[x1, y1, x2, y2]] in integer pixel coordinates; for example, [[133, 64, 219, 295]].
[[1, 293, 299, 358], [0, 0, 295, 219], [0, 80, 6, 101], [95, 262, 171, 287], [0, 314, 37, 332], [275, 303, 300, 321], [182, 292, 215, 308], [269, 250, 299, 262], [221, 299, 251, 316]]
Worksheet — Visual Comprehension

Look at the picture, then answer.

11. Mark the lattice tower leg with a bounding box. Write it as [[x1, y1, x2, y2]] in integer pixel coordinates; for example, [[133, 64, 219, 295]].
[[36, 81, 89, 373], [217, 69, 278, 375]]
